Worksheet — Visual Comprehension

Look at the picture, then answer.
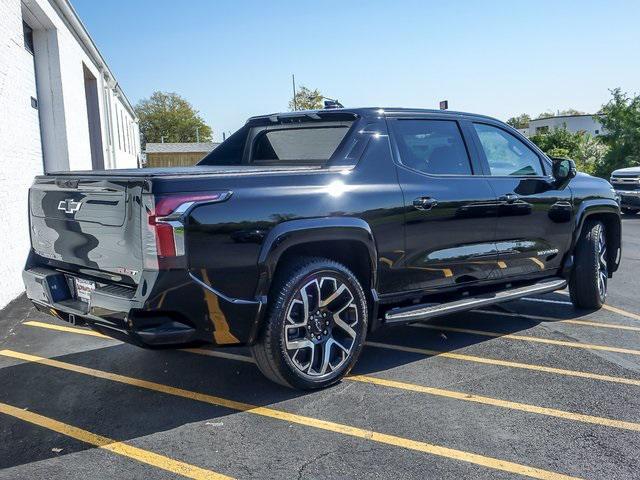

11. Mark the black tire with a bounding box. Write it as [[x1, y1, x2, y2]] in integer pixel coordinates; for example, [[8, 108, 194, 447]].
[[250, 257, 368, 390], [569, 220, 608, 309], [621, 207, 638, 215]]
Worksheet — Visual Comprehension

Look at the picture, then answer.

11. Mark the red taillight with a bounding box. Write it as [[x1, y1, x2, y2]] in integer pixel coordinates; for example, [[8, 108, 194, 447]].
[[143, 192, 230, 269], [152, 193, 226, 219], [154, 224, 176, 257]]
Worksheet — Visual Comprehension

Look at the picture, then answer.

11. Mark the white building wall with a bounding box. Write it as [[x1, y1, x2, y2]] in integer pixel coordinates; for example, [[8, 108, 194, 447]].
[[0, 0, 140, 308], [0, 0, 46, 309], [528, 115, 604, 137]]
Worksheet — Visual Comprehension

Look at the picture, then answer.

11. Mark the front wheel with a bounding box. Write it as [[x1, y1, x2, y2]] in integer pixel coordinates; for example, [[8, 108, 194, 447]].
[[569, 220, 608, 309], [251, 257, 368, 389]]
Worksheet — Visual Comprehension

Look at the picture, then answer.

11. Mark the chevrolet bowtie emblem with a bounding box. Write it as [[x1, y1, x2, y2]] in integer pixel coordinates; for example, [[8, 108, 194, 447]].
[[58, 199, 82, 214]]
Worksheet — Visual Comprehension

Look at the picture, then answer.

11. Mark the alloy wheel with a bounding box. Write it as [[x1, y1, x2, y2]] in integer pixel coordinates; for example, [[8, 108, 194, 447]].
[[283, 275, 360, 378], [597, 229, 608, 299]]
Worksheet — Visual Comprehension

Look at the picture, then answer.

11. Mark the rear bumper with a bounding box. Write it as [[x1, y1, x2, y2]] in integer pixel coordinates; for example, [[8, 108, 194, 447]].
[[23, 265, 263, 347]]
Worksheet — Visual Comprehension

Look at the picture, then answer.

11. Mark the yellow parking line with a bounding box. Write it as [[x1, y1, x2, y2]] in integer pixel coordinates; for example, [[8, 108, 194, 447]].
[[187, 348, 640, 432], [473, 310, 640, 332], [21, 323, 252, 364], [365, 341, 640, 387], [412, 324, 640, 356], [602, 304, 640, 321], [347, 375, 640, 432], [554, 291, 640, 321], [0, 401, 232, 480], [182, 348, 255, 364], [24, 320, 640, 387], [24, 321, 109, 338], [0, 349, 579, 480], [19, 322, 640, 430]]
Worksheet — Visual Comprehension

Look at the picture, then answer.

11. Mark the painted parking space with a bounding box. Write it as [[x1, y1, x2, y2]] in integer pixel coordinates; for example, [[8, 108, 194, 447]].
[[2, 307, 640, 479]]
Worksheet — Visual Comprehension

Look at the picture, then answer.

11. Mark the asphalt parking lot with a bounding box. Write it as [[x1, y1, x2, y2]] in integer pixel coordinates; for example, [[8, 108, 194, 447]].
[[1, 215, 639, 480]]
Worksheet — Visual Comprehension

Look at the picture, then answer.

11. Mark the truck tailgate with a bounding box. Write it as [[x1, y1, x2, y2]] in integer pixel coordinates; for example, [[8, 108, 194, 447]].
[[29, 177, 144, 284]]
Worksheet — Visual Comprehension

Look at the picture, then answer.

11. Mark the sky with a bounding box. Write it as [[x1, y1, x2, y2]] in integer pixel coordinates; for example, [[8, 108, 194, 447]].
[[73, 0, 640, 142]]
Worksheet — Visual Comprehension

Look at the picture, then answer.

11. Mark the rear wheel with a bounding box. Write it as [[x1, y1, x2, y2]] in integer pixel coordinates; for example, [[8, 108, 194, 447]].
[[251, 257, 368, 389], [569, 220, 608, 309]]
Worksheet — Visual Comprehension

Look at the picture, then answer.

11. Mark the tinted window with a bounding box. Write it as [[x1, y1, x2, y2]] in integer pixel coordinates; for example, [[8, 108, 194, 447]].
[[393, 120, 472, 175], [474, 123, 543, 176], [252, 126, 350, 163]]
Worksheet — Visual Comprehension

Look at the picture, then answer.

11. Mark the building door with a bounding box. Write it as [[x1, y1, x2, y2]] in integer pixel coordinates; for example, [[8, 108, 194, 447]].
[[22, 20, 45, 172], [83, 64, 105, 170]]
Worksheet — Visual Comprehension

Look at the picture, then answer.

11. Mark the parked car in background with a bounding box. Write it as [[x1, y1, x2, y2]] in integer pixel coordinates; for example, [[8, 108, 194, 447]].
[[23, 108, 621, 389], [610, 166, 640, 214]]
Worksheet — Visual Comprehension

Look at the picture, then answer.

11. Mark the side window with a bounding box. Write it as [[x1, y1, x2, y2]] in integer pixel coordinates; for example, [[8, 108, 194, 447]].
[[392, 120, 472, 175], [474, 123, 544, 176]]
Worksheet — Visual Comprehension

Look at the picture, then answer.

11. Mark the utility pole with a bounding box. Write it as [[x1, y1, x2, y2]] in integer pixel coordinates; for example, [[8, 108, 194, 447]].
[[195, 127, 200, 143], [292, 74, 297, 111]]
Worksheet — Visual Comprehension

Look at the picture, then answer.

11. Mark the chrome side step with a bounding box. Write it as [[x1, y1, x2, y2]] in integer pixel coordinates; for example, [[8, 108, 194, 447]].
[[384, 278, 567, 325]]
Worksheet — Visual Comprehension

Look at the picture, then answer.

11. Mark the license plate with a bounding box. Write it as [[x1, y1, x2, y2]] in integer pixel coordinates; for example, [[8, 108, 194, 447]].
[[74, 278, 95, 302]]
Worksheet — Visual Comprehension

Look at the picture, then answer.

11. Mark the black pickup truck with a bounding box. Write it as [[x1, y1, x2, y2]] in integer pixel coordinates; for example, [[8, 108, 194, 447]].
[[24, 108, 621, 389]]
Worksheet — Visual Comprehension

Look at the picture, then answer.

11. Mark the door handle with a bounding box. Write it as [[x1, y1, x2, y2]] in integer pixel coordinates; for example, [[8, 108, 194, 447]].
[[499, 193, 518, 204], [413, 197, 438, 211]]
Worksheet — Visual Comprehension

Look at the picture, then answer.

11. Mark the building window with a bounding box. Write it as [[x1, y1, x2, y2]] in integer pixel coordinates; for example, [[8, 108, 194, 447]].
[[595, 129, 600, 135], [535, 126, 549, 134], [23, 21, 34, 54]]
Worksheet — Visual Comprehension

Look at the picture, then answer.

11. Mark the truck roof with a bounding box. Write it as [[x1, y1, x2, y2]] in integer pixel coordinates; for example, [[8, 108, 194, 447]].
[[247, 107, 501, 124]]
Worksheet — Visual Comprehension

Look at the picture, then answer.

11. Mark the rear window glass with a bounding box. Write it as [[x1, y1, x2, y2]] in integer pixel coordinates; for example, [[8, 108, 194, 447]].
[[252, 126, 350, 164]]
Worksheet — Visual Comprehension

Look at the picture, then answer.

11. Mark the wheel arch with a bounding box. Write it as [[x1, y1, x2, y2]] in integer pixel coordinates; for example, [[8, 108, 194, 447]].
[[255, 218, 378, 301], [571, 200, 621, 275]]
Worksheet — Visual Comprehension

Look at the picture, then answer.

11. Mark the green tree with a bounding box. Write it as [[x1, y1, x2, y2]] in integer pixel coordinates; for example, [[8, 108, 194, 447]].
[[506, 114, 531, 129], [530, 127, 608, 176], [135, 91, 212, 146], [575, 135, 609, 175], [530, 127, 582, 154], [289, 86, 323, 111], [536, 111, 555, 119], [597, 88, 640, 178], [558, 108, 586, 116]]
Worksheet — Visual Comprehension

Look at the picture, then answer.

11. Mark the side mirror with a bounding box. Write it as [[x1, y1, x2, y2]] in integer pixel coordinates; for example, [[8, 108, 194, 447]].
[[551, 157, 577, 187]]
